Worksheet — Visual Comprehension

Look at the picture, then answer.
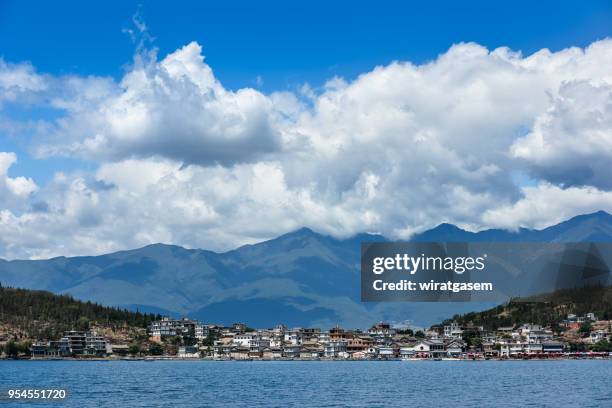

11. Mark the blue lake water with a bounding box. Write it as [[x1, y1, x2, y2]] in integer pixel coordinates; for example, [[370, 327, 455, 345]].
[[1, 360, 611, 407]]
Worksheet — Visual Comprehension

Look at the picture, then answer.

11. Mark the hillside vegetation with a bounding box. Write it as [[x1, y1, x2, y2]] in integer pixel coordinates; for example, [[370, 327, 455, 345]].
[[0, 284, 158, 341], [444, 285, 612, 329]]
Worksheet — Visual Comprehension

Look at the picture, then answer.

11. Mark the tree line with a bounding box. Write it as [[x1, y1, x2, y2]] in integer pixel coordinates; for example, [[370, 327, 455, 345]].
[[0, 284, 160, 341]]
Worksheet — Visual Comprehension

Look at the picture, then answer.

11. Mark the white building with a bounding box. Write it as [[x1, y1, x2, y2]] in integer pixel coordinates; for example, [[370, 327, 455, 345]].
[[284, 330, 304, 345], [150, 317, 197, 338], [443, 322, 463, 339], [324, 341, 348, 358], [234, 333, 256, 347], [500, 342, 525, 357], [178, 346, 200, 358]]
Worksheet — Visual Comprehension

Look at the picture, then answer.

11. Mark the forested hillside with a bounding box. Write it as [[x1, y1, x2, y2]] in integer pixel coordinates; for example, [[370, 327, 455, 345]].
[[0, 284, 158, 340], [444, 285, 612, 329]]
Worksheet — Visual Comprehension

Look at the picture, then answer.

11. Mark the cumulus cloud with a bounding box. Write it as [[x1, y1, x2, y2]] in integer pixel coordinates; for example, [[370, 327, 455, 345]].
[[37, 42, 282, 166], [482, 183, 612, 230], [0, 59, 47, 103], [0, 39, 612, 258], [511, 81, 612, 188], [0, 152, 38, 205]]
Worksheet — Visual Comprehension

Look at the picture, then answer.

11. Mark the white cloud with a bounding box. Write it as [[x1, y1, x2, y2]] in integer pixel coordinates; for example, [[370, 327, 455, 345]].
[[0, 39, 611, 258], [482, 183, 612, 230], [511, 80, 612, 188], [37, 42, 282, 166], [0, 59, 46, 103], [0, 152, 38, 201]]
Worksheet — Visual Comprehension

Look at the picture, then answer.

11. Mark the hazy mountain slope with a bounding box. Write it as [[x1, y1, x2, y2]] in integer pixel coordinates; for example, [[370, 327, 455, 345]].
[[1, 211, 612, 328]]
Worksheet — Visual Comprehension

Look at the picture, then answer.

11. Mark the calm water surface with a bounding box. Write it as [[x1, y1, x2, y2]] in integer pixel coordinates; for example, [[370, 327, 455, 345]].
[[1, 360, 611, 407]]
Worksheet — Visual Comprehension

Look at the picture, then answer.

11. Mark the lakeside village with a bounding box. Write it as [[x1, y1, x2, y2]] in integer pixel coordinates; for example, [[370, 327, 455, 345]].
[[4, 313, 612, 361]]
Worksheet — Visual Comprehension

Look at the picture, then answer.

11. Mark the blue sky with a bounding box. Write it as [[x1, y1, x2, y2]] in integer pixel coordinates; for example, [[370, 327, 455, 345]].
[[0, 1, 612, 258], [1, 0, 611, 91]]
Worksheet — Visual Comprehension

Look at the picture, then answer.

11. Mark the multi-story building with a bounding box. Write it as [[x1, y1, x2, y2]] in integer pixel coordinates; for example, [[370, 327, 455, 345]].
[[234, 333, 256, 347], [329, 326, 352, 342], [284, 329, 304, 345], [367, 323, 395, 345], [347, 336, 372, 353], [232, 323, 247, 333], [85, 332, 109, 356], [149, 317, 198, 339], [324, 341, 348, 358], [443, 321, 463, 339], [32, 330, 108, 357]]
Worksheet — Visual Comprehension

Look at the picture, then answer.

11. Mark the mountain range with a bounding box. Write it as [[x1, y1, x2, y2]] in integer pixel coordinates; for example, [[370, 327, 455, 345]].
[[1, 211, 612, 328]]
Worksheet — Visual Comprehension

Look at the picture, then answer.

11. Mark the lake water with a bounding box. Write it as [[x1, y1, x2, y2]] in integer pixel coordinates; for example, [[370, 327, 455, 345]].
[[1, 360, 611, 407]]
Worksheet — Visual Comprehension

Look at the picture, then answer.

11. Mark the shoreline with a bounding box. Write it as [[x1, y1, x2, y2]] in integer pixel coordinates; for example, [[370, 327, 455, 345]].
[[3, 356, 611, 362]]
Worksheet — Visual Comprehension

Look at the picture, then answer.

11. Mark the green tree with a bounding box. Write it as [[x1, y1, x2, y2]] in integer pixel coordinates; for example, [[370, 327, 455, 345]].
[[590, 340, 612, 352], [76, 316, 90, 331], [128, 343, 141, 356], [578, 321, 592, 335], [148, 343, 164, 356], [463, 334, 483, 350], [4, 340, 19, 358]]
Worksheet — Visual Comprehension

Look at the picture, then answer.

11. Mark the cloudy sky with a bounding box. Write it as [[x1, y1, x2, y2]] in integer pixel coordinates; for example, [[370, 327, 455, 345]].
[[1, 1, 611, 259]]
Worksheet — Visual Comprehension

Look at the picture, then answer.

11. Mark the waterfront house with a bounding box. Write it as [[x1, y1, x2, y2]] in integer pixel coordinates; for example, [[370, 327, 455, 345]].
[[178, 346, 200, 358], [411, 340, 431, 358], [30, 330, 108, 358], [481, 342, 498, 357], [500, 342, 525, 357], [213, 341, 234, 359], [300, 345, 323, 360], [230, 347, 250, 360], [445, 339, 465, 357], [31, 342, 66, 358], [526, 343, 543, 354], [262, 347, 283, 360], [85, 332, 109, 356], [282, 345, 302, 358], [377, 344, 400, 359], [410, 340, 444, 358], [249, 337, 270, 352], [542, 341, 564, 354], [324, 341, 348, 358], [110, 344, 129, 356], [399, 345, 415, 359], [347, 336, 372, 353]]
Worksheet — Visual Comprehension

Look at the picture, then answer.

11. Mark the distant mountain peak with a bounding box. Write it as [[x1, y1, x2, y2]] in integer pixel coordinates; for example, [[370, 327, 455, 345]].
[[567, 210, 612, 222], [430, 222, 466, 232], [1, 210, 612, 328], [288, 226, 316, 236]]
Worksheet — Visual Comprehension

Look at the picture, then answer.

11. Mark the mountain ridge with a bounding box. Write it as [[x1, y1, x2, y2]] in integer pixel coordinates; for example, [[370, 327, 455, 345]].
[[1, 211, 612, 328]]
